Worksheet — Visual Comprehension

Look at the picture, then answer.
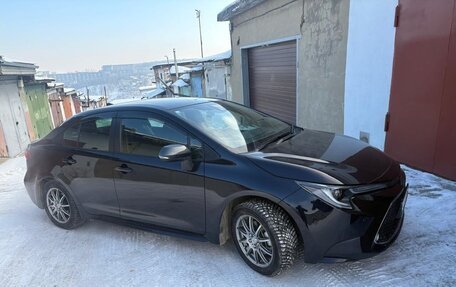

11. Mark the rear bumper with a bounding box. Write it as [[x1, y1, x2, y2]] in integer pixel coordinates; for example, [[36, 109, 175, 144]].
[[282, 180, 408, 263], [24, 170, 43, 208]]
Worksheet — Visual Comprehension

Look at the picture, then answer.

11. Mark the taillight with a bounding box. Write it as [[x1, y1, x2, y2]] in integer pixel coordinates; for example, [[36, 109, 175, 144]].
[[24, 149, 31, 160]]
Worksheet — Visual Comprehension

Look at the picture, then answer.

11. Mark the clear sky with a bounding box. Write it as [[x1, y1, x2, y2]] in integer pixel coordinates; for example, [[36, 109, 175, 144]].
[[0, 0, 233, 73]]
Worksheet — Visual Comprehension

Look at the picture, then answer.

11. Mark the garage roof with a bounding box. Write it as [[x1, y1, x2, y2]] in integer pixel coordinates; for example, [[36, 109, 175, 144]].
[[0, 57, 37, 76], [217, 0, 268, 21]]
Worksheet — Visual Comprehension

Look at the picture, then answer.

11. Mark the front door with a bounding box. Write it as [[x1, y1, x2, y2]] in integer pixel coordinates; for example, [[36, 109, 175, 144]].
[[113, 111, 205, 234]]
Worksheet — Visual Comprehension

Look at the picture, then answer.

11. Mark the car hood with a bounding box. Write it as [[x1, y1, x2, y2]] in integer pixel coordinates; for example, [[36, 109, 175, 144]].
[[244, 129, 400, 185]]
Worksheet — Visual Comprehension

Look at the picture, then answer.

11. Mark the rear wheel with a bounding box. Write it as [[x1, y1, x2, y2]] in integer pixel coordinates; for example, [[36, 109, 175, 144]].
[[43, 181, 86, 229], [231, 199, 299, 276]]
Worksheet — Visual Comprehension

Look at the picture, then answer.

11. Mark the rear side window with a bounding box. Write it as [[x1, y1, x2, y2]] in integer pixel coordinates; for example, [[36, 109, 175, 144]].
[[61, 116, 112, 151], [79, 117, 112, 151], [121, 117, 187, 157]]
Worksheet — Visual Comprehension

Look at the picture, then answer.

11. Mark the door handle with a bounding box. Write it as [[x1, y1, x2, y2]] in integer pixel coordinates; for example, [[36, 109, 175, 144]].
[[115, 164, 133, 174], [62, 157, 77, 165]]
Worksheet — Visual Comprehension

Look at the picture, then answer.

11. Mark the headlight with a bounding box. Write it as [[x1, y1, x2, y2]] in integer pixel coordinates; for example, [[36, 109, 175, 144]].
[[296, 181, 352, 209]]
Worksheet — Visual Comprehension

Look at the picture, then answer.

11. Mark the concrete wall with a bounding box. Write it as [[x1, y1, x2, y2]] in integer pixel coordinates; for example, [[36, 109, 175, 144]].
[[229, 0, 350, 133], [344, 0, 397, 150]]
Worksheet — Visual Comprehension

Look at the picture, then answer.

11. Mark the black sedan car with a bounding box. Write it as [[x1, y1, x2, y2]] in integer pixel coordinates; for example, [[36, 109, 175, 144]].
[[24, 97, 408, 276]]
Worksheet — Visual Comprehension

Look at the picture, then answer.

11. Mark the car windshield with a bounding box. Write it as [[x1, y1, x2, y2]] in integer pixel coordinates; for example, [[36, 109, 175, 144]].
[[173, 101, 291, 153]]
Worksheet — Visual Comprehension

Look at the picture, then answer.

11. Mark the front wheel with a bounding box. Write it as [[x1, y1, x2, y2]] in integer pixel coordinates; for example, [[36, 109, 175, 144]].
[[43, 181, 86, 229], [231, 199, 299, 276]]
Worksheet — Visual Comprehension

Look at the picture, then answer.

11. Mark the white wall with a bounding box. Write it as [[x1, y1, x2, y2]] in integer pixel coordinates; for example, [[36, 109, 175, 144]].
[[0, 79, 30, 157], [344, 0, 397, 150], [204, 63, 230, 99]]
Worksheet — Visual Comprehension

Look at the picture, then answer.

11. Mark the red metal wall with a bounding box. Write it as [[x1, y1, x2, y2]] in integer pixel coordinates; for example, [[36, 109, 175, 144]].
[[386, 0, 456, 180], [434, 3, 456, 179], [72, 95, 81, 114], [48, 92, 64, 128], [62, 96, 73, 119]]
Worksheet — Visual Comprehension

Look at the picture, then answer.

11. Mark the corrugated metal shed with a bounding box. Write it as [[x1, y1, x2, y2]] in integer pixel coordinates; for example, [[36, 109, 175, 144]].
[[0, 58, 37, 76], [25, 82, 54, 138], [0, 79, 31, 157]]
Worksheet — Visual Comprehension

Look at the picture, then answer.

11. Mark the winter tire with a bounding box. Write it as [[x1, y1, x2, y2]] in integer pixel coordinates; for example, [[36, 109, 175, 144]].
[[231, 199, 299, 276]]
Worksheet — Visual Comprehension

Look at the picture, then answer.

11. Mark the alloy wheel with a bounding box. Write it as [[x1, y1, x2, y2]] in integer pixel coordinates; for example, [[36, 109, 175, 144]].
[[46, 188, 71, 224], [235, 214, 274, 267]]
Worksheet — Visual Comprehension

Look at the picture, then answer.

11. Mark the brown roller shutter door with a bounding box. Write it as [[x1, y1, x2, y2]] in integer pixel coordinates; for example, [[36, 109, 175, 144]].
[[248, 41, 297, 124]]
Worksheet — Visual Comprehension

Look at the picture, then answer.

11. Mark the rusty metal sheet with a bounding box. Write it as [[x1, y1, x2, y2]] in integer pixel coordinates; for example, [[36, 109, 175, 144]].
[[72, 95, 82, 114], [62, 95, 73, 119], [0, 121, 8, 157], [48, 92, 64, 128]]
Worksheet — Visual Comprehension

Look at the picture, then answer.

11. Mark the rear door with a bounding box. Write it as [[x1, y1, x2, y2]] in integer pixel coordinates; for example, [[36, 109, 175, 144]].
[[57, 112, 119, 216], [112, 111, 205, 234]]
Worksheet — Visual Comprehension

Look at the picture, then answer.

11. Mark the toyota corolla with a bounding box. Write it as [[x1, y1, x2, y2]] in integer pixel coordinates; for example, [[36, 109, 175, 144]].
[[24, 97, 408, 276]]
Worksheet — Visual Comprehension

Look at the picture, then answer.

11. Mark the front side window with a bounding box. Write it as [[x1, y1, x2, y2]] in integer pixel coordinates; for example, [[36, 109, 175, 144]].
[[121, 116, 187, 157], [63, 124, 79, 147], [78, 117, 112, 151], [174, 101, 291, 153]]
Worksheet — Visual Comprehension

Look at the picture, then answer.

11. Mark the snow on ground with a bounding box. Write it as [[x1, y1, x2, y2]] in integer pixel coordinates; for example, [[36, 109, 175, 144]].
[[0, 157, 455, 286]]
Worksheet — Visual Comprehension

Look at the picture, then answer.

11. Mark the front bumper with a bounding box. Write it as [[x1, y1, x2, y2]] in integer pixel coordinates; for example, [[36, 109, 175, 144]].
[[281, 180, 408, 263]]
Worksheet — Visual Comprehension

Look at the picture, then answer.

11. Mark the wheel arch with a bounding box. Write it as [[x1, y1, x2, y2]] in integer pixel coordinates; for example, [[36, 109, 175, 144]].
[[37, 176, 87, 219], [217, 192, 304, 248]]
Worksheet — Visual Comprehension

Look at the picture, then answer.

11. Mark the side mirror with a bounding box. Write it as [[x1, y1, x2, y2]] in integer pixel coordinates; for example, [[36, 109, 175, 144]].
[[159, 144, 191, 161]]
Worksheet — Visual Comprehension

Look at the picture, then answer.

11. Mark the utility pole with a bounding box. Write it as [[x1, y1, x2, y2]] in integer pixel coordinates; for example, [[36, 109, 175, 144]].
[[84, 87, 90, 108], [195, 9, 204, 58], [173, 48, 179, 80], [104, 86, 108, 106]]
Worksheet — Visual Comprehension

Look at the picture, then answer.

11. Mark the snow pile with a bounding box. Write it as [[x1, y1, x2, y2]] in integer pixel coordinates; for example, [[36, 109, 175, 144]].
[[0, 158, 455, 286], [169, 65, 192, 75], [171, 79, 189, 88]]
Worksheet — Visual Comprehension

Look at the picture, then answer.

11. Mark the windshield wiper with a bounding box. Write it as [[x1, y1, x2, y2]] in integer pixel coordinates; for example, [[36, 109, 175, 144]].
[[257, 127, 295, 151]]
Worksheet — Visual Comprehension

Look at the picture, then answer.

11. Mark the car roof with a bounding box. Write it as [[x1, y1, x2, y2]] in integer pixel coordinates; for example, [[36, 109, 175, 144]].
[[75, 97, 220, 118]]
